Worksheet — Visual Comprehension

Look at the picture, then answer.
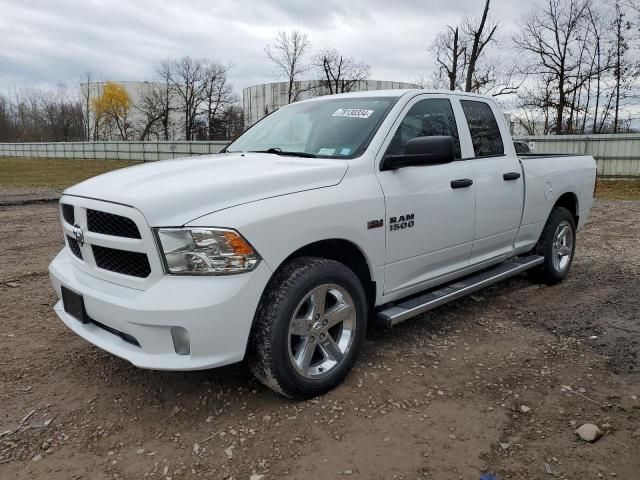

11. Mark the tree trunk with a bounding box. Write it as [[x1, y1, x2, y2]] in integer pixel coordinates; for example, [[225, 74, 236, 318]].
[[465, 0, 491, 92], [450, 28, 459, 91], [613, 8, 622, 134], [592, 43, 601, 133], [556, 76, 565, 135], [163, 83, 170, 140]]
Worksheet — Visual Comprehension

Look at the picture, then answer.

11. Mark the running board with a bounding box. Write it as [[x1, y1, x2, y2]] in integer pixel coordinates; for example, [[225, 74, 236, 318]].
[[377, 255, 544, 327]]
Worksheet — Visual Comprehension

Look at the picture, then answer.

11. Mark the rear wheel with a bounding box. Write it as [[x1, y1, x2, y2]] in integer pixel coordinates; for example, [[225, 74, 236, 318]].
[[529, 206, 576, 284], [248, 257, 367, 399]]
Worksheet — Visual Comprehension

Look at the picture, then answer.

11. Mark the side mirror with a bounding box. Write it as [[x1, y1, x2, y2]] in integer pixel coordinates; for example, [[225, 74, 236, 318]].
[[381, 135, 456, 171]]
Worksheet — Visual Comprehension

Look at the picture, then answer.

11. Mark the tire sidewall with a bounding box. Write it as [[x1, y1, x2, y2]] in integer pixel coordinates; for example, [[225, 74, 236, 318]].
[[540, 207, 576, 281], [270, 261, 367, 397]]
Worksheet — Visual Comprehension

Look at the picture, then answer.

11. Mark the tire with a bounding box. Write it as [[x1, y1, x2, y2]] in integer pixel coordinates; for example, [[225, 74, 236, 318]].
[[528, 206, 577, 285], [248, 256, 367, 399]]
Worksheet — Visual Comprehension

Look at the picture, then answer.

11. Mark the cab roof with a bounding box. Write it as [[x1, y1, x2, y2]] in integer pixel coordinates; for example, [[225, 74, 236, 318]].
[[296, 89, 495, 103]]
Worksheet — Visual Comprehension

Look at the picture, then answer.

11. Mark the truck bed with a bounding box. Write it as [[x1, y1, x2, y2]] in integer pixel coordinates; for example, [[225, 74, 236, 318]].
[[517, 154, 597, 247]]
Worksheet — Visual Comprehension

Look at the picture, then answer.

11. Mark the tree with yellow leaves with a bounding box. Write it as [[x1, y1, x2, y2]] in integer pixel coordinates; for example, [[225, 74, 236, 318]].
[[92, 81, 132, 140]]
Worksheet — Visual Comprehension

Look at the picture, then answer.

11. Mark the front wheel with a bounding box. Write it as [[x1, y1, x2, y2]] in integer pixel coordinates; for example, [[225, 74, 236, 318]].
[[248, 257, 367, 399], [529, 206, 576, 284]]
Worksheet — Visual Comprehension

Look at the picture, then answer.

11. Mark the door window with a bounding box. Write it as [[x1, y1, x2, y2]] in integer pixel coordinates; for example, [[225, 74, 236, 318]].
[[385, 99, 461, 159], [460, 100, 504, 157]]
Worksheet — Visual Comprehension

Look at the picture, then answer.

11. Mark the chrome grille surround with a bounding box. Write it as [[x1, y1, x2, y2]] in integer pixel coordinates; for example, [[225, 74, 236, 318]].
[[58, 197, 163, 290]]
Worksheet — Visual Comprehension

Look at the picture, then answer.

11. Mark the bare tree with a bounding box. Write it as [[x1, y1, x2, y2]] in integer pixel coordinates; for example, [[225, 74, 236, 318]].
[[265, 30, 311, 104], [611, 0, 637, 132], [42, 84, 83, 141], [137, 82, 171, 140], [409, 72, 436, 89], [584, 6, 611, 133], [202, 62, 236, 140], [168, 56, 208, 140], [431, 27, 467, 90], [0, 85, 83, 142], [512, 0, 640, 134], [515, 75, 557, 134], [429, 0, 517, 96], [155, 60, 175, 140], [137, 60, 181, 141], [463, 0, 498, 92], [515, 0, 591, 134], [312, 48, 370, 94], [0, 94, 11, 141], [217, 104, 244, 141], [80, 71, 94, 140], [141, 57, 238, 141]]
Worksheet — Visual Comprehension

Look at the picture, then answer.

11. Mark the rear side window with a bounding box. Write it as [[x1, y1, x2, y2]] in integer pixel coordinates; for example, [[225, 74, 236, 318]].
[[385, 98, 461, 159], [460, 100, 504, 157]]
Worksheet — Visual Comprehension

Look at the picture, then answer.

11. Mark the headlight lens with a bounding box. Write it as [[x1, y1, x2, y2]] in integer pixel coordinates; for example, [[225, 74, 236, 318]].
[[155, 228, 260, 275]]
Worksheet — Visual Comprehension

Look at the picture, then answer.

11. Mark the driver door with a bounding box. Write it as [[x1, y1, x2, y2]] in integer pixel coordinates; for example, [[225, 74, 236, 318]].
[[375, 95, 476, 295]]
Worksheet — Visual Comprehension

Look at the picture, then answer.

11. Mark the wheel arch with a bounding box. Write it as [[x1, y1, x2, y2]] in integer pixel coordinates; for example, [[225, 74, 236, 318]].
[[273, 238, 377, 310], [553, 192, 579, 225]]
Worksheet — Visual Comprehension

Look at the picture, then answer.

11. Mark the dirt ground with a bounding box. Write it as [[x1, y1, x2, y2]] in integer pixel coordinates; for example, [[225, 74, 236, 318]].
[[1, 196, 639, 480]]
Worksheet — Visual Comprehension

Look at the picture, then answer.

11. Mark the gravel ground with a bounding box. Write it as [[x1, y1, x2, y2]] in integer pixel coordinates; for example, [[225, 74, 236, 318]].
[[1, 198, 639, 480], [0, 187, 61, 207]]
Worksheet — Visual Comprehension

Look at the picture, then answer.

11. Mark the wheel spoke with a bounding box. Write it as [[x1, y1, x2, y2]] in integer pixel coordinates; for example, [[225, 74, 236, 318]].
[[310, 285, 328, 317], [289, 318, 311, 336], [557, 225, 569, 242], [319, 335, 344, 363], [295, 337, 316, 371], [324, 303, 353, 329], [558, 245, 571, 256]]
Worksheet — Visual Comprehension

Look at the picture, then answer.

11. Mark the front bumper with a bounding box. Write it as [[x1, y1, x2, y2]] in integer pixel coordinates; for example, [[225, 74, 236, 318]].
[[49, 249, 272, 370]]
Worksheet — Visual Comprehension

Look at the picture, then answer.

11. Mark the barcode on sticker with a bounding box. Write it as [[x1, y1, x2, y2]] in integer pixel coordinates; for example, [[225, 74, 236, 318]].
[[332, 109, 374, 119]]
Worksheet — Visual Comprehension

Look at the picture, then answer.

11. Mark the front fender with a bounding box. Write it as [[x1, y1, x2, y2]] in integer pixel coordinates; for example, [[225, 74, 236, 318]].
[[186, 179, 386, 295]]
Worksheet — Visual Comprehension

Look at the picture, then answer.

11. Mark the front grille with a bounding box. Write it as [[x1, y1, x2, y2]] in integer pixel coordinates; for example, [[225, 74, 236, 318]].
[[87, 209, 141, 239], [61, 204, 75, 225], [92, 245, 151, 278], [66, 235, 83, 259]]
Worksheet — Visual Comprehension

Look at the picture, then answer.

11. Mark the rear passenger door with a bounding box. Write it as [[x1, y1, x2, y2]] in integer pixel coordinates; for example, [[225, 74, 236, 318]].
[[460, 99, 524, 264], [376, 95, 476, 295]]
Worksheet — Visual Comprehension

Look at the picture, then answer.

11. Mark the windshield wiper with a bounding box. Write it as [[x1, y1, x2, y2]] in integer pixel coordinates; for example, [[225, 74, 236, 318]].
[[249, 147, 317, 158]]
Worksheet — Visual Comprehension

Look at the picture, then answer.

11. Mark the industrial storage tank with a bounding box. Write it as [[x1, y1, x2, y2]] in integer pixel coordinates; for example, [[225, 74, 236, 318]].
[[243, 80, 420, 127]]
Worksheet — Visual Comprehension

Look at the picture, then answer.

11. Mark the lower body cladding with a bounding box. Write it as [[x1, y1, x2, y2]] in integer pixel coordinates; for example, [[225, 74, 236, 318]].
[[49, 249, 272, 370]]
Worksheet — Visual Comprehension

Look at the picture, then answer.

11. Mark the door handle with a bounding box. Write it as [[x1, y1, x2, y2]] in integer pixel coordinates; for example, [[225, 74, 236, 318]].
[[503, 172, 521, 181], [450, 179, 473, 189]]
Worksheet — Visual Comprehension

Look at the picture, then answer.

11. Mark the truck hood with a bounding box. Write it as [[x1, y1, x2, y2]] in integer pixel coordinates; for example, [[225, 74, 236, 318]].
[[63, 153, 348, 226]]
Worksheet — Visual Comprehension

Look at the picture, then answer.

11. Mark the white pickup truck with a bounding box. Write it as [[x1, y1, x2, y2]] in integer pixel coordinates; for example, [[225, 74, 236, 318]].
[[49, 90, 597, 398]]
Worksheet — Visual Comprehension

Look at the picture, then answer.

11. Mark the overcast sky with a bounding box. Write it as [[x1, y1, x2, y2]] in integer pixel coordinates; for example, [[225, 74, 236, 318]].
[[0, 0, 528, 94]]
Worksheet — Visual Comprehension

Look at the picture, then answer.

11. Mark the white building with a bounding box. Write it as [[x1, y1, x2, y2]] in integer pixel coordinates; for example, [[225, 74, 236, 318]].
[[243, 80, 420, 127]]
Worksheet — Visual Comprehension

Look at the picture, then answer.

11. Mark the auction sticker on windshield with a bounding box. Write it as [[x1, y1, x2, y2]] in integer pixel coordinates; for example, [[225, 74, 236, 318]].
[[332, 108, 374, 119]]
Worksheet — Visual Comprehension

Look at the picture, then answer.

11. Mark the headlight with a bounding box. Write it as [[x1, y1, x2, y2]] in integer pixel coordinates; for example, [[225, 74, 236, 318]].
[[155, 228, 260, 275]]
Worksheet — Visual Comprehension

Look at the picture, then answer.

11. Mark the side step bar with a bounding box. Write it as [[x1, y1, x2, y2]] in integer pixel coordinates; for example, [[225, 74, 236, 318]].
[[377, 255, 544, 327]]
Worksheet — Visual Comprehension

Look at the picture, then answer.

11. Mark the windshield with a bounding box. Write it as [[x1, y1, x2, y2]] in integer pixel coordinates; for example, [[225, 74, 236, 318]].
[[226, 97, 398, 159]]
